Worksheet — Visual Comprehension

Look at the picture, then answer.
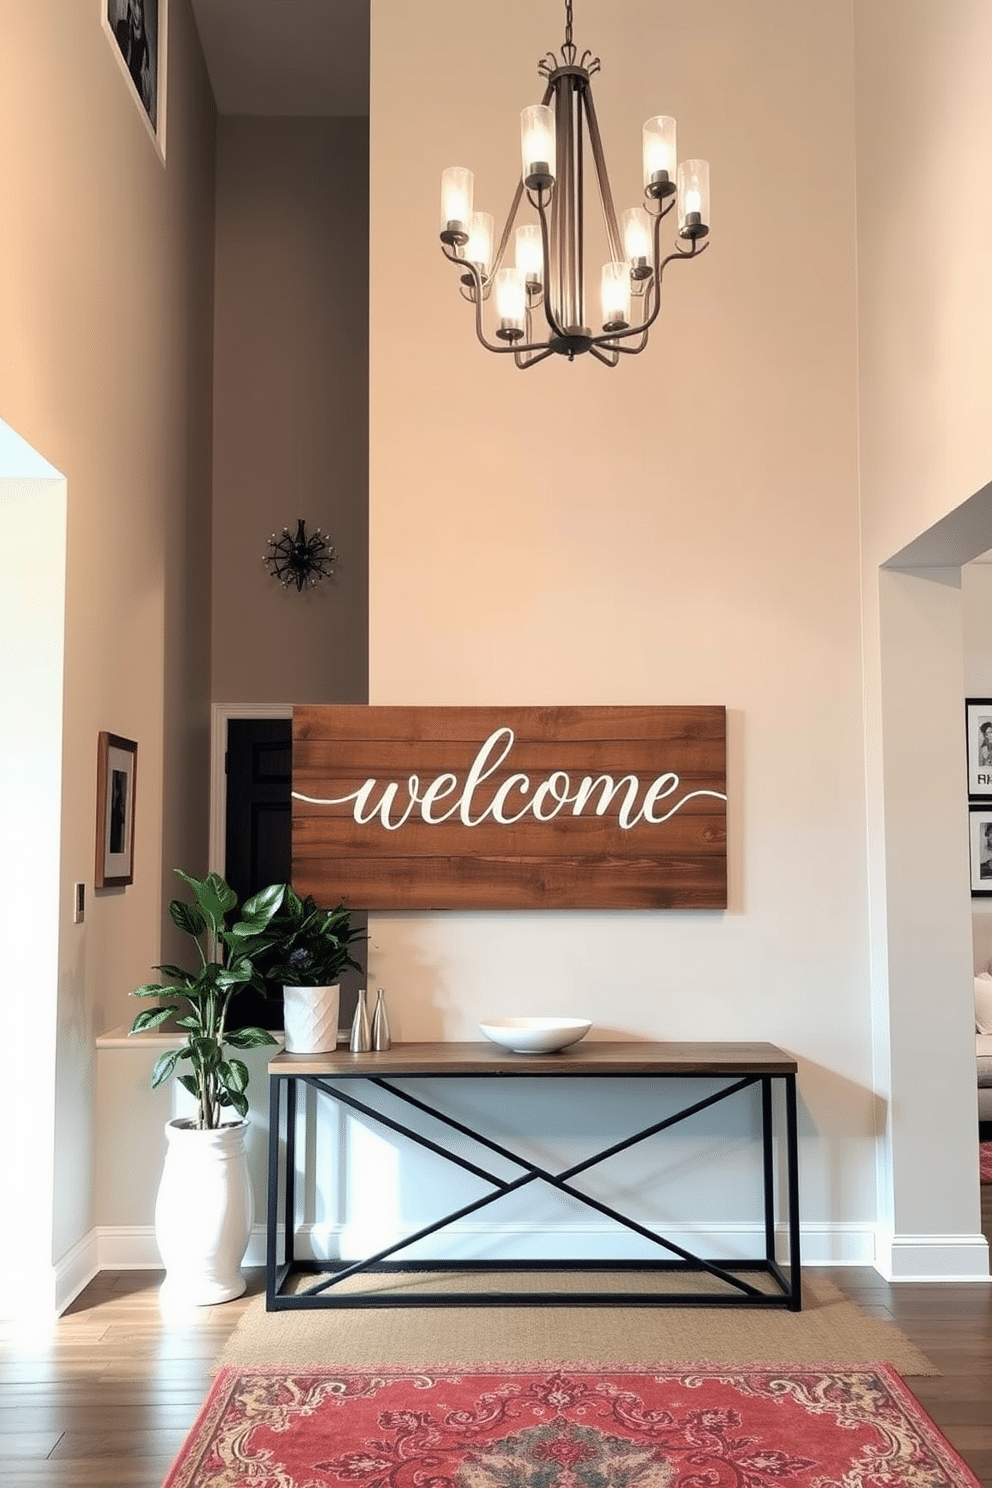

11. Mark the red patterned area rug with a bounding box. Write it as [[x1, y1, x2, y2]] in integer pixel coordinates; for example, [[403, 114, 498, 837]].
[[981, 1140, 992, 1182], [163, 1361, 980, 1488]]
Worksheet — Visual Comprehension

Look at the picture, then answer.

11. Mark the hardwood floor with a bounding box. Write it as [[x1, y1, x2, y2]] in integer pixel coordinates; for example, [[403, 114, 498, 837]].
[[1, 1186, 990, 1488]]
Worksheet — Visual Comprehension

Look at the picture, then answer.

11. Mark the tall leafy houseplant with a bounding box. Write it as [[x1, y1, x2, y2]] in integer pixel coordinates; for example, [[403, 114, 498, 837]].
[[232, 884, 366, 989], [129, 870, 279, 1129]]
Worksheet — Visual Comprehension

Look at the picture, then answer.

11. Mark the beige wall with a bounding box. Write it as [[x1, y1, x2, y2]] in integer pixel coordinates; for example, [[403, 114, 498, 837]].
[[211, 117, 369, 707], [370, 0, 878, 1250], [855, 0, 992, 567], [854, 0, 991, 1271], [0, 0, 216, 1284]]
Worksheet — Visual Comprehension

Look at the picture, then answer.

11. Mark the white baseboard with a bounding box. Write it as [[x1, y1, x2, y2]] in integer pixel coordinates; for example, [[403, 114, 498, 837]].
[[284, 1219, 876, 1269], [56, 1230, 100, 1314], [874, 1229, 991, 1281], [0, 1232, 100, 1321], [39, 1221, 989, 1311], [94, 1224, 271, 1272]]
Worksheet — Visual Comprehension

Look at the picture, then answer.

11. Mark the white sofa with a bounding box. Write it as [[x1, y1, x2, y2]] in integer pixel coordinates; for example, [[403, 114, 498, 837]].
[[976, 973, 992, 1123]]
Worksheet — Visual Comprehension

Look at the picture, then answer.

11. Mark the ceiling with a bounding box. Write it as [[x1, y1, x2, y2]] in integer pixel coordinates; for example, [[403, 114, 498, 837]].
[[188, 0, 369, 116]]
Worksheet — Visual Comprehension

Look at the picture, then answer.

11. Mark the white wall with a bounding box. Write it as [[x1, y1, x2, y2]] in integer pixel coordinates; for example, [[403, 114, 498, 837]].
[[366, 0, 879, 1264]]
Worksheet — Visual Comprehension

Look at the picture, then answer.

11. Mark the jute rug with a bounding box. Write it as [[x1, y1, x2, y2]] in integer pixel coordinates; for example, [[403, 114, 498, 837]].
[[219, 1272, 936, 1377], [163, 1361, 976, 1488]]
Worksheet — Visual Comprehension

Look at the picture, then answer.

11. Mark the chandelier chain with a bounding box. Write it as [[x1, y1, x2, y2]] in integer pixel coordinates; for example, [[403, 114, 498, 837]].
[[564, 0, 573, 50]]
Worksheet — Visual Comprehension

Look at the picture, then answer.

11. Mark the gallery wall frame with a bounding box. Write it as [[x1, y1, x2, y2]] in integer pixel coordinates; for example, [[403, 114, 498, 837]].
[[969, 804, 992, 898], [102, 0, 168, 161], [96, 732, 138, 889], [965, 697, 992, 800]]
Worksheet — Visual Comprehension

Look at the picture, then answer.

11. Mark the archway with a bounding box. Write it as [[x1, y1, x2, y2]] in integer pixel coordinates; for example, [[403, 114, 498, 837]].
[[0, 418, 68, 1316]]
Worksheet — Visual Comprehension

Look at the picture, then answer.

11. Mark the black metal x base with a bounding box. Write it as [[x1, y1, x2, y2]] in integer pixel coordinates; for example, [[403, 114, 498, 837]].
[[265, 1042, 801, 1311]]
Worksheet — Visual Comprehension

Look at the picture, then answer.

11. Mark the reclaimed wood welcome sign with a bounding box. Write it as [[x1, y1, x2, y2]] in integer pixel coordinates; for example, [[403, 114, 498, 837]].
[[291, 705, 727, 910]]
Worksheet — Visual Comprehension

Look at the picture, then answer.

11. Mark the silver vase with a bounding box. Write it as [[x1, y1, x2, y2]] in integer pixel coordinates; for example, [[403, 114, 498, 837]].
[[349, 987, 371, 1052], [372, 988, 391, 1050]]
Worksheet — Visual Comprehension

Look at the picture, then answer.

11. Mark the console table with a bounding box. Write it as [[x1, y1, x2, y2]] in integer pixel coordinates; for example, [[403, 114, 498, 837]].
[[265, 1040, 801, 1311]]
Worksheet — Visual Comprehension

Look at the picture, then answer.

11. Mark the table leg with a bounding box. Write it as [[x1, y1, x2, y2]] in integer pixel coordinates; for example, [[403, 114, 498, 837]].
[[265, 1073, 281, 1307], [785, 1072, 802, 1309]]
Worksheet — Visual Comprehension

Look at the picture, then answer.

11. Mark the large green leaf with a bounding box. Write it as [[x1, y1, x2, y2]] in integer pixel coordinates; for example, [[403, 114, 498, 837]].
[[129, 1006, 179, 1034], [225, 1026, 278, 1049], [216, 960, 254, 990], [150, 1048, 182, 1088], [237, 882, 286, 926], [130, 981, 168, 999], [218, 1059, 249, 1093], [189, 1036, 221, 1063], [223, 1088, 249, 1119], [153, 964, 196, 986], [194, 872, 238, 938], [170, 899, 206, 939]]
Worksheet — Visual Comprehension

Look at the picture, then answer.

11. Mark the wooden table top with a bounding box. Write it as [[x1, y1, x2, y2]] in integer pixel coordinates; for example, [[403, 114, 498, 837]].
[[269, 1040, 797, 1078]]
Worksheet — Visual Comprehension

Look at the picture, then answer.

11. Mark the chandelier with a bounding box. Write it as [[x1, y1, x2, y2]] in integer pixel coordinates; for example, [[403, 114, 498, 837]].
[[439, 0, 710, 369]]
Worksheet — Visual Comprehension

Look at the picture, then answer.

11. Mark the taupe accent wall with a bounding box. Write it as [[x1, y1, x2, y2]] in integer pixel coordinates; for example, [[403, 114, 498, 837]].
[[211, 117, 369, 707]]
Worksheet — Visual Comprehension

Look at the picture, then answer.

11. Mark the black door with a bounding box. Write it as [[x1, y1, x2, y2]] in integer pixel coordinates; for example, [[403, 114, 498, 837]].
[[225, 717, 293, 905], [223, 716, 366, 1034], [224, 717, 292, 1030]]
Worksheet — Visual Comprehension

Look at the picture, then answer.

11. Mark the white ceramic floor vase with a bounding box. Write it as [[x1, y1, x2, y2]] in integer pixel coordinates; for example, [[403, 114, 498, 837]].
[[282, 983, 340, 1053], [154, 1119, 252, 1305]]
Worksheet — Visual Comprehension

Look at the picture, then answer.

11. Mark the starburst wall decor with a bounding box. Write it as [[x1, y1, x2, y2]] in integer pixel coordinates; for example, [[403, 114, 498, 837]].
[[263, 519, 337, 592]]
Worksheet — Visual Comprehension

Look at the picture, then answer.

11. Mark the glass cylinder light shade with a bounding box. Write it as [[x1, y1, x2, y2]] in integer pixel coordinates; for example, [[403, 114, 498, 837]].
[[642, 115, 677, 196], [465, 211, 494, 278], [621, 207, 653, 275], [677, 159, 710, 238], [440, 166, 474, 242], [515, 223, 544, 286], [521, 104, 556, 189], [494, 267, 527, 337], [601, 261, 631, 329]]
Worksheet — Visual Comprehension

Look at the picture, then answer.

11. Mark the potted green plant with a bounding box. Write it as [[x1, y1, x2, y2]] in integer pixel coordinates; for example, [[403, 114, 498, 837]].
[[129, 869, 282, 1304], [229, 884, 366, 1054]]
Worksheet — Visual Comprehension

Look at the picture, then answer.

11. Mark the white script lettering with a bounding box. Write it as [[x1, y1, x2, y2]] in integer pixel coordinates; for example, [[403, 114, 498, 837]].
[[293, 727, 727, 830]]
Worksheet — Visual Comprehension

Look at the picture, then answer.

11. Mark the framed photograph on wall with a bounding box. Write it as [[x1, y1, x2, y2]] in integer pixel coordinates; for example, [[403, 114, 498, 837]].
[[102, 0, 168, 159], [96, 733, 138, 888], [966, 698, 992, 798], [969, 805, 992, 897]]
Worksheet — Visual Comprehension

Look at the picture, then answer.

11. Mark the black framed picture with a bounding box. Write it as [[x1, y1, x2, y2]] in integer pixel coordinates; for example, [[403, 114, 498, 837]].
[[969, 804, 992, 897], [965, 698, 992, 799], [103, 0, 167, 158], [96, 732, 138, 889]]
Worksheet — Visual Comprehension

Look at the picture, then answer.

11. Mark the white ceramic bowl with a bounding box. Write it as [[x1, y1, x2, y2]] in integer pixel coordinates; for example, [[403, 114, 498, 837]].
[[479, 1017, 592, 1055]]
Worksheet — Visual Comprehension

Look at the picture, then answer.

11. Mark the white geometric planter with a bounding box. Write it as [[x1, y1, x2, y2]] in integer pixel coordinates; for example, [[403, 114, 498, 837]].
[[282, 983, 340, 1053], [154, 1119, 252, 1305]]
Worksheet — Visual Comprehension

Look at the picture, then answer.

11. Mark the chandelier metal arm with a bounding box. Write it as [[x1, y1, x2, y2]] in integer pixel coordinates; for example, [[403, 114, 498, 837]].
[[533, 192, 570, 341], [581, 79, 623, 264], [588, 231, 709, 353], [441, 244, 572, 360], [513, 344, 557, 370], [588, 343, 620, 367]]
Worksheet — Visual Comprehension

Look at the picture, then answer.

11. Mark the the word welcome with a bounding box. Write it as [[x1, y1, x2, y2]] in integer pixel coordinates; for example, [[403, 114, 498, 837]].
[[293, 726, 727, 832]]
